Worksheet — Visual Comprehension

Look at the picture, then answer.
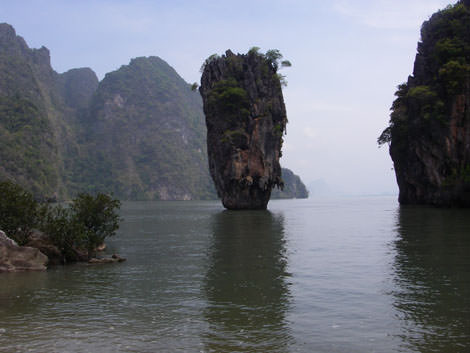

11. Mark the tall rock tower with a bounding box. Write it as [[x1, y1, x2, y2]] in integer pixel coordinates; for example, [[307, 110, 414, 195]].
[[199, 49, 288, 209]]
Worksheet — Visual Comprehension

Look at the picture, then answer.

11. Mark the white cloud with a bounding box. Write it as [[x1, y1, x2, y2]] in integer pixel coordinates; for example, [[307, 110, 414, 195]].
[[333, 0, 450, 30]]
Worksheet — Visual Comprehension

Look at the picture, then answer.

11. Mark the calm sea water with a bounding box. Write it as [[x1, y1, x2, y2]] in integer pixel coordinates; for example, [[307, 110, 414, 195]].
[[0, 197, 469, 352]]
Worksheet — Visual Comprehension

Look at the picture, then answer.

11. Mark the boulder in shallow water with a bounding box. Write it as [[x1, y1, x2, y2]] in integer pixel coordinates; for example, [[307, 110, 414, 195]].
[[0, 230, 48, 272]]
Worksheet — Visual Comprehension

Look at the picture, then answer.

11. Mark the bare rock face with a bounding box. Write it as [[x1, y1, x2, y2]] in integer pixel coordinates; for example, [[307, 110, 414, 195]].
[[25, 230, 63, 266], [379, 1, 470, 206], [199, 50, 287, 209], [0, 230, 48, 272]]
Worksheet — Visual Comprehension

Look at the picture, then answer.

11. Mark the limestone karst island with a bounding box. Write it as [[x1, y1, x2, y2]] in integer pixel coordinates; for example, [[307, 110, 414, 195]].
[[1, 1, 470, 352], [379, 0, 470, 206], [0, 23, 307, 272], [199, 49, 289, 210]]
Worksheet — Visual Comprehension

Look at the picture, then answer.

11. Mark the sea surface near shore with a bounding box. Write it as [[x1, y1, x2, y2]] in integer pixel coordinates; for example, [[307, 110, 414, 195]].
[[1, 197, 469, 352]]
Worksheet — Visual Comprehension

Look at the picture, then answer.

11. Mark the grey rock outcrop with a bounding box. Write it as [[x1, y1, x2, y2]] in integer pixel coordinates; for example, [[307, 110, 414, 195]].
[[25, 230, 63, 266], [0, 230, 48, 272], [199, 50, 287, 209]]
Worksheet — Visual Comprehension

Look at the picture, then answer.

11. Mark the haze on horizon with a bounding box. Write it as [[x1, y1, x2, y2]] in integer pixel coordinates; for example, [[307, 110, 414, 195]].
[[1, 0, 453, 196]]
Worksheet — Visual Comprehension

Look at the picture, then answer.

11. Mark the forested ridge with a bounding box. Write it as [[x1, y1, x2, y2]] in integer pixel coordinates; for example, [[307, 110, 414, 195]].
[[0, 23, 307, 201]]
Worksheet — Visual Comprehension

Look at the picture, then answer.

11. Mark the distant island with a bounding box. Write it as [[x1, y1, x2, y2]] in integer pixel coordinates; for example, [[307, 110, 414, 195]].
[[379, 0, 470, 206], [0, 23, 307, 201], [271, 168, 309, 199]]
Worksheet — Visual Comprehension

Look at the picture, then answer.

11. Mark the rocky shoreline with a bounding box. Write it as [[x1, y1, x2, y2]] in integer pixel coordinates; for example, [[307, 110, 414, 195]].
[[0, 230, 125, 273], [0, 231, 48, 272]]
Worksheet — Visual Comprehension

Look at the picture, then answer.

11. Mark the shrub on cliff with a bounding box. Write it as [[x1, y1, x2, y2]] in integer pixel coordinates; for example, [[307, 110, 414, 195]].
[[378, 1, 470, 149], [207, 79, 250, 120]]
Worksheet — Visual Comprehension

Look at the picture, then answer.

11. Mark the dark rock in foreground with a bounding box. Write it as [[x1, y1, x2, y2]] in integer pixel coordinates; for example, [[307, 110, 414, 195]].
[[379, 1, 470, 206], [0, 230, 48, 272], [199, 50, 287, 209]]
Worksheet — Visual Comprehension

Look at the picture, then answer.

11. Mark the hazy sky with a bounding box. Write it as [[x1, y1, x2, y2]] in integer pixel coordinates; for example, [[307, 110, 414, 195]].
[[1, 0, 453, 195]]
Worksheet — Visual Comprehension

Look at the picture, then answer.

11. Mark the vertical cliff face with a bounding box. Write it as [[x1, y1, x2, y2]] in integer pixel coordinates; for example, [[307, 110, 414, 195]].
[[199, 50, 287, 209], [57, 68, 99, 112], [0, 23, 64, 197], [379, 1, 470, 206]]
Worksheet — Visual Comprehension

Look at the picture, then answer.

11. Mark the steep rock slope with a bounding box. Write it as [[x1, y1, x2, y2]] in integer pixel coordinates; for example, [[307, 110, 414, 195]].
[[379, 1, 470, 206], [0, 23, 90, 198], [0, 24, 215, 200], [57, 68, 99, 112], [200, 50, 287, 209], [80, 57, 215, 200], [0, 23, 306, 201]]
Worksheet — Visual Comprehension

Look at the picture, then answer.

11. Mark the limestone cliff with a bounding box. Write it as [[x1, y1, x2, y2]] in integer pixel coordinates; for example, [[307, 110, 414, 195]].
[[57, 68, 99, 112], [82, 56, 215, 200], [0, 23, 308, 202], [199, 49, 288, 209], [379, 1, 470, 206], [0, 23, 73, 198], [271, 168, 309, 199], [0, 23, 214, 200]]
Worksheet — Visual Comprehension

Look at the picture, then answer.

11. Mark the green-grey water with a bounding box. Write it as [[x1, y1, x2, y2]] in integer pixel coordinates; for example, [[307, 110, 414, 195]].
[[0, 197, 469, 352]]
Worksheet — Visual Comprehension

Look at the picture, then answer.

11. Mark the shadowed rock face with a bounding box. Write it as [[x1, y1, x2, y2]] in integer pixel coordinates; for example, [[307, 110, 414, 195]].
[[380, 1, 470, 206], [199, 50, 287, 209]]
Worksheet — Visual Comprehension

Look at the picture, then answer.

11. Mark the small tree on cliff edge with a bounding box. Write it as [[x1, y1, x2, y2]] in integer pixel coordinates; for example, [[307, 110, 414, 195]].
[[265, 49, 292, 71], [251, 47, 292, 86], [198, 48, 292, 88]]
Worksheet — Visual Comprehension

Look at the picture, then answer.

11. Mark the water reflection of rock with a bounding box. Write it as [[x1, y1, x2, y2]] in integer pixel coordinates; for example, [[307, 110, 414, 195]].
[[203, 210, 292, 352], [392, 206, 470, 352]]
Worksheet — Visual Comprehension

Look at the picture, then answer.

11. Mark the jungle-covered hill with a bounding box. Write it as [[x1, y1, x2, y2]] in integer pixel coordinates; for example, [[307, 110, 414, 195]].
[[0, 23, 307, 201]]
